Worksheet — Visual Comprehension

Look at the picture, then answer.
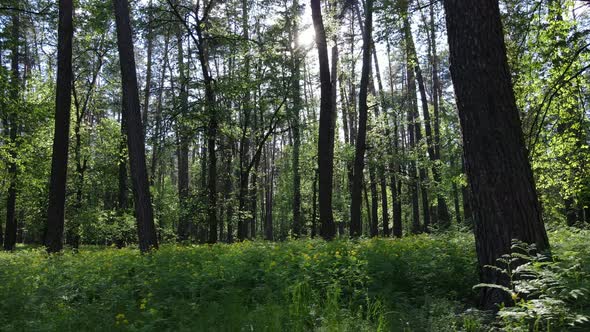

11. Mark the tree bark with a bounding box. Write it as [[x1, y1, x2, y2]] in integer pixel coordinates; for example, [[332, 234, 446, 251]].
[[290, 0, 302, 238], [142, 0, 153, 130], [350, 0, 373, 237], [176, 31, 191, 241], [443, 0, 550, 309], [113, 0, 159, 252], [44, 0, 73, 253], [311, 0, 336, 239]]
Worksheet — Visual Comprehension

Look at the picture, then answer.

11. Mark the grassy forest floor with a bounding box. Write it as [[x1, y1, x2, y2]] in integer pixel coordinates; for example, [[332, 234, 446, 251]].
[[1, 227, 589, 331]]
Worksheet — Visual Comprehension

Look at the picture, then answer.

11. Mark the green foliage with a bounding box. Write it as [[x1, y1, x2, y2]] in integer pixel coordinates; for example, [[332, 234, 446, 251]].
[[475, 229, 590, 331], [0, 231, 477, 331]]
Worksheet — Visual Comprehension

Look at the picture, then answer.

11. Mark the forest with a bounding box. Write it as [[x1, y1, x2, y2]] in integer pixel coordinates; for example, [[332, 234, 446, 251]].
[[0, 0, 589, 330]]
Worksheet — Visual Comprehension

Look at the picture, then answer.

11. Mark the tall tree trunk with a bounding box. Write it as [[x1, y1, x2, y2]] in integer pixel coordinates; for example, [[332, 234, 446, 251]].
[[150, 34, 169, 184], [190, 4, 219, 244], [142, 0, 154, 130], [311, 0, 336, 239], [290, 0, 302, 237], [116, 108, 129, 248], [386, 37, 403, 238], [443, 0, 550, 309], [118, 111, 129, 212], [4, 13, 20, 251], [450, 155, 462, 224], [113, 0, 159, 252], [407, 26, 451, 227], [402, 1, 430, 231], [369, 164, 379, 237], [430, 2, 442, 161], [45, 0, 73, 253], [176, 31, 191, 241], [350, 0, 373, 237], [311, 168, 319, 238], [406, 65, 421, 234]]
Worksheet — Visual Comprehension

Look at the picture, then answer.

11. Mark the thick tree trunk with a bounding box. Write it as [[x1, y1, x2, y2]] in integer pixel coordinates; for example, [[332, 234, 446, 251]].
[[311, 0, 336, 239], [350, 0, 373, 237], [443, 0, 550, 309], [44, 0, 73, 253], [113, 0, 159, 252]]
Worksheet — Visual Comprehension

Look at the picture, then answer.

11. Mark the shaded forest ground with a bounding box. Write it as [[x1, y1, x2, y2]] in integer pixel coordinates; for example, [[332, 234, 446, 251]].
[[1, 227, 589, 331]]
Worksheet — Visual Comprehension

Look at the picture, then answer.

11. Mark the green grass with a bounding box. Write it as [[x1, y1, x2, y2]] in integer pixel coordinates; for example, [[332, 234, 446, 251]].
[[0, 228, 588, 331]]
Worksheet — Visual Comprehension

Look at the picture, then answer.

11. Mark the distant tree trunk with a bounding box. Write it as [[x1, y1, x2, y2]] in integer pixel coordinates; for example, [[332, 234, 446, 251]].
[[150, 34, 169, 184], [402, 1, 430, 232], [116, 110, 129, 249], [290, 0, 302, 238], [237, 0, 251, 241], [4, 13, 20, 251], [461, 154, 472, 224], [311, 0, 336, 240], [406, 66, 421, 234], [430, 2, 442, 162], [142, 0, 153, 130], [443, 0, 550, 309], [113, 0, 159, 252], [451, 156, 462, 224], [44, 0, 73, 253], [407, 26, 451, 227], [118, 111, 129, 211], [369, 164, 379, 237], [385, 38, 403, 238], [176, 31, 191, 241], [264, 139, 276, 240], [311, 168, 318, 238], [350, 0, 373, 237]]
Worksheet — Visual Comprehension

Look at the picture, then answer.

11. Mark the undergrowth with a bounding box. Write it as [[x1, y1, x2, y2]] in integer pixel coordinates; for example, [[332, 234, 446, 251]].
[[0, 228, 587, 331]]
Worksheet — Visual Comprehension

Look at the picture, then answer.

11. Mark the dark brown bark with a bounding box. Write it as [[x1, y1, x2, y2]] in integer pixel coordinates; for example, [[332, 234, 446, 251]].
[[443, 0, 550, 309], [113, 0, 159, 252], [44, 0, 73, 253], [350, 0, 372, 237], [311, 0, 336, 239]]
